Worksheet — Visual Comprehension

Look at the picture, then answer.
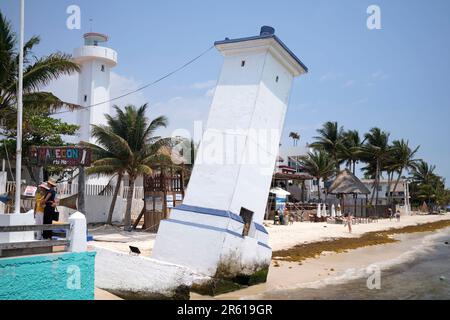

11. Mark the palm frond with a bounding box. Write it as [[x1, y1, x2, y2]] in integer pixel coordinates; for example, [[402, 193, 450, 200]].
[[14, 52, 80, 93], [23, 91, 81, 112]]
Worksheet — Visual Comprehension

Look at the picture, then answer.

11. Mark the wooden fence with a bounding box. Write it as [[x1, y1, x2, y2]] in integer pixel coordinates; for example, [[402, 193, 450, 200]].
[[0, 224, 70, 258]]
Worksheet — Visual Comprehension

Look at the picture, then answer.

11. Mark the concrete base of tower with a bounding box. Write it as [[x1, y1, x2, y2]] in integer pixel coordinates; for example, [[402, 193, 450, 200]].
[[151, 205, 272, 295]]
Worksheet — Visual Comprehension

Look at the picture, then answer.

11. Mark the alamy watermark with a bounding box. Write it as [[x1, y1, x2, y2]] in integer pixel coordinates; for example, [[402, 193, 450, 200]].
[[66, 5, 81, 30], [367, 5, 382, 30], [344, 264, 381, 290], [66, 265, 81, 290], [169, 121, 281, 176]]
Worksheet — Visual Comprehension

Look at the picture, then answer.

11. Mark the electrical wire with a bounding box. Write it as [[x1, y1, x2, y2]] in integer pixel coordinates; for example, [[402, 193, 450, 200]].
[[51, 45, 215, 116]]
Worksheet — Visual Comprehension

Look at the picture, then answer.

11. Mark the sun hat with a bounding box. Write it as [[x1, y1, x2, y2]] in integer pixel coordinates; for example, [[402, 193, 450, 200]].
[[46, 178, 57, 187], [39, 183, 50, 190]]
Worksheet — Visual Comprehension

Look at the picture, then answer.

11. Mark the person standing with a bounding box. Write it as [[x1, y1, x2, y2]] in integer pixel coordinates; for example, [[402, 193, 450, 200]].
[[274, 210, 280, 225], [42, 179, 57, 239], [388, 207, 393, 221], [395, 210, 401, 222], [344, 211, 353, 233], [279, 209, 284, 225], [34, 183, 49, 240]]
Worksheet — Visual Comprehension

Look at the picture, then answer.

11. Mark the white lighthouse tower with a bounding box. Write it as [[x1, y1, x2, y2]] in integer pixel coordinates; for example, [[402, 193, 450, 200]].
[[73, 33, 117, 143], [152, 26, 307, 289]]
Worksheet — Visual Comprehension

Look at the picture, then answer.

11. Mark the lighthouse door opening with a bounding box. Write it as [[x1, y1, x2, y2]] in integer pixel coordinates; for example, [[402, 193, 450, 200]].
[[239, 207, 254, 237]]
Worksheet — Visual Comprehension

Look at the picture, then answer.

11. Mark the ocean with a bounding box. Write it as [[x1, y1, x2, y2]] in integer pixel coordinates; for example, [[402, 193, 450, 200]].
[[259, 228, 450, 300]]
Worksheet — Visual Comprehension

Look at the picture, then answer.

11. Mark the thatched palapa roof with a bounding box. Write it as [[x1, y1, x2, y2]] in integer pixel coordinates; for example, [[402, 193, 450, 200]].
[[328, 169, 371, 195]]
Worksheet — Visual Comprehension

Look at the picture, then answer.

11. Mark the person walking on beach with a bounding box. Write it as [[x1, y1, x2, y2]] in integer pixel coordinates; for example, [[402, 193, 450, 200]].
[[34, 183, 49, 240], [395, 210, 401, 222], [274, 210, 280, 225], [289, 214, 294, 225], [279, 209, 284, 225], [344, 211, 353, 233], [42, 179, 57, 239]]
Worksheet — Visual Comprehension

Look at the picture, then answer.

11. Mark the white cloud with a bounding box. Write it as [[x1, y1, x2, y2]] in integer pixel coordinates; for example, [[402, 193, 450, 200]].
[[148, 95, 212, 141], [43, 72, 214, 141], [43, 71, 148, 107], [109, 72, 147, 107], [343, 80, 355, 88], [190, 80, 217, 90], [372, 70, 389, 80], [352, 98, 369, 105], [319, 72, 342, 82], [169, 96, 183, 103]]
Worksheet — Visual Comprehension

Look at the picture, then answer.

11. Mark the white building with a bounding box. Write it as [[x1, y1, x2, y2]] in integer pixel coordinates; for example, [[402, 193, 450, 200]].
[[274, 144, 315, 201], [361, 179, 411, 212], [73, 33, 117, 143], [152, 26, 307, 282]]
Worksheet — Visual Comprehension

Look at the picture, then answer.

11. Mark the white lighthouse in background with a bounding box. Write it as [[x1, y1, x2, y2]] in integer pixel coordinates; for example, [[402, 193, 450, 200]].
[[73, 33, 117, 143]]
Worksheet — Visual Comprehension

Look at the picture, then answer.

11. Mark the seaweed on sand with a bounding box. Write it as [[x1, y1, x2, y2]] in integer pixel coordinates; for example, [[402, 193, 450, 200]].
[[272, 220, 450, 263]]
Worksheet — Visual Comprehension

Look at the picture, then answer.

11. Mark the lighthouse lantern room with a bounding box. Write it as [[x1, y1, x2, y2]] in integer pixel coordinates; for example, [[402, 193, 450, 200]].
[[73, 32, 117, 143]]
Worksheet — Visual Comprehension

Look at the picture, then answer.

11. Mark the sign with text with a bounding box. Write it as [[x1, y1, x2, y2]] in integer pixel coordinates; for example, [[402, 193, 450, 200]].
[[30, 146, 92, 167], [23, 186, 37, 197]]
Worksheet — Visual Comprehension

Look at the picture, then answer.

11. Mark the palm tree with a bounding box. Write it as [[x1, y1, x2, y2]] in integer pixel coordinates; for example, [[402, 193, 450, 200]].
[[411, 160, 436, 186], [289, 132, 300, 146], [340, 130, 362, 175], [82, 104, 168, 230], [0, 11, 80, 120], [386, 139, 420, 204], [408, 160, 447, 208], [83, 131, 128, 225], [298, 150, 335, 201], [310, 121, 344, 174], [359, 127, 391, 206]]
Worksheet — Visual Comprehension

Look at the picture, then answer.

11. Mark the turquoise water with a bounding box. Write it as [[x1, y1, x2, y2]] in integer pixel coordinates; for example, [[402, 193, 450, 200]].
[[261, 230, 450, 300], [0, 251, 96, 300]]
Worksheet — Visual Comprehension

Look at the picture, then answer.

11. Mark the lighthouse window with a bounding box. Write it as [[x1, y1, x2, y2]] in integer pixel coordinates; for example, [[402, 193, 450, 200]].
[[241, 60, 246, 67], [101, 65, 105, 72], [84, 95, 87, 102], [240, 207, 254, 237], [276, 76, 279, 82]]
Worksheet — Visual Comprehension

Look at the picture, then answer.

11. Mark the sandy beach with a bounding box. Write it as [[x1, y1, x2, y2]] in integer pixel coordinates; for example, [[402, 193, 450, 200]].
[[89, 213, 450, 300], [90, 213, 450, 254], [209, 227, 450, 299]]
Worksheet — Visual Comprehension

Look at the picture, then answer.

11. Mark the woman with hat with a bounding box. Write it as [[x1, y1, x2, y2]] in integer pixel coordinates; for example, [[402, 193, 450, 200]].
[[42, 178, 57, 239], [34, 183, 49, 240]]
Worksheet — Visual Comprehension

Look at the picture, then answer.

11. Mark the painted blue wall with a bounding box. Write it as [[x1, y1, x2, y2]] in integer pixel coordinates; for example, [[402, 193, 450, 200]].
[[0, 251, 96, 300]]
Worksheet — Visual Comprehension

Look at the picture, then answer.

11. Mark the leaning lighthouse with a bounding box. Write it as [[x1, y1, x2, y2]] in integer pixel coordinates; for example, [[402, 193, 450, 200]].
[[73, 33, 117, 143], [152, 26, 307, 290]]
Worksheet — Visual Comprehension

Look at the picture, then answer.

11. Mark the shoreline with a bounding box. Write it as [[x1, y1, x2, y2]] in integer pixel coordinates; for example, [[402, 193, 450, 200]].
[[193, 215, 450, 300], [89, 213, 450, 300]]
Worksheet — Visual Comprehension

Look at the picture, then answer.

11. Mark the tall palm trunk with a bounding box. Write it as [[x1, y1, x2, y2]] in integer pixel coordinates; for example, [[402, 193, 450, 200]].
[[374, 165, 380, 213], [392, 168, 403, 206], [124, 176, 135, 231], [106, 173, 122, 225], [370, 159, 380, 205], [316, 178, 321, 201], [334, 152, 340, 175], [301, 180, 306, 202], [386, 171, 393, 206]]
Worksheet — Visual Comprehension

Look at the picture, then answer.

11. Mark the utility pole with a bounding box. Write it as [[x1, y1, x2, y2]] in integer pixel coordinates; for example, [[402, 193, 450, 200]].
[[14, 0, 25, 214], [77, 166, 85, 213]]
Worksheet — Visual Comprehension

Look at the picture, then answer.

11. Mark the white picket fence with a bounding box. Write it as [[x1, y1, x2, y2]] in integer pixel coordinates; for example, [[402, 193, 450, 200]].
[[5, 181, 144, 200]]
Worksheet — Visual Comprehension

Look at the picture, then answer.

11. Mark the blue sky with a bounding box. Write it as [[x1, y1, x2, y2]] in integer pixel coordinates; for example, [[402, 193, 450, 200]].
[[2, 0, 450, 185]]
